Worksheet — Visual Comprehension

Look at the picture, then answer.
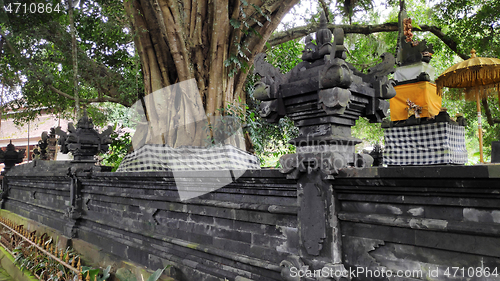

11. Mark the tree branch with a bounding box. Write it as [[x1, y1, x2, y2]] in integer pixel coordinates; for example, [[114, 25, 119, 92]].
[[48, 84, 123, 105], [416, 25, 469, 60], [268, 22, 469, 60], [36, 21, 132, 104], [482, 98, 500, 126], [318, 0, 331, 22], [47, 85, 75, 100]]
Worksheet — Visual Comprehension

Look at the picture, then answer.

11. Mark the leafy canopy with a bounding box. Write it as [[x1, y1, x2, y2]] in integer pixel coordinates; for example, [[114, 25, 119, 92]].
[[0, 0, 141, 122]]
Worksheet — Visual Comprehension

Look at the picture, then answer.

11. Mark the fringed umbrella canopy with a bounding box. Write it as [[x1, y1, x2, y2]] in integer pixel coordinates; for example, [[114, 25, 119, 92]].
[[436, 49, 500, 100], [435, 49, 500, 163]]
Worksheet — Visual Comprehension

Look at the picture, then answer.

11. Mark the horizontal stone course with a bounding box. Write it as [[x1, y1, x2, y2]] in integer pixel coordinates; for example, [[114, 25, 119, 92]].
[[4, 162, 500, 280]]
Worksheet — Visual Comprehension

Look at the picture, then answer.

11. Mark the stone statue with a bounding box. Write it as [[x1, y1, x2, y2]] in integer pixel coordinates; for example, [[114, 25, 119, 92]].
[[396, 0, 434, 66]]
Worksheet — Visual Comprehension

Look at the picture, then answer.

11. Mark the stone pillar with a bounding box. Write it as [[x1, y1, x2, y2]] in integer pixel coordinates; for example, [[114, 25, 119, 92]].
[[279, 157, 350, 281], [53, 111, 113, 237], [254, 12, 395, 281], [0, 141, 25, 209]]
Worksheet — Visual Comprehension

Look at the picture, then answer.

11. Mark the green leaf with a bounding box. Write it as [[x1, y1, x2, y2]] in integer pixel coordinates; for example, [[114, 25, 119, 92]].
[[251, 17, 263, 27], [251, 4, 265, 18], [146, 266, 170, 281], [98, 266, 111, 281], [81, 266, 100, 281], [229, 18, 241, 28]]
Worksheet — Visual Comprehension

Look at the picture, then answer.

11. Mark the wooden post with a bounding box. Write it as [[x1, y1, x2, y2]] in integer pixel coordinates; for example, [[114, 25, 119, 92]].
[[477, 92, 484, 163]]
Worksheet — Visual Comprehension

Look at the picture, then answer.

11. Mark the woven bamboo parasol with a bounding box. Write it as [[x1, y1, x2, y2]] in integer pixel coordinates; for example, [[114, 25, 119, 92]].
[[436, 49, 500, 163]]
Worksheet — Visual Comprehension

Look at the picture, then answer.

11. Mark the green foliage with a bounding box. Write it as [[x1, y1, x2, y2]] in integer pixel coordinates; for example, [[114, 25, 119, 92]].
[[219, 97, 298, 167], [242, 38, 303, 167], [243, 92, 299, 167], [80, 265, 110, 281], [433, 0, 500, 58], [81, 266, 100, 281], [225, 0, 272, 77], [10, 237, 108, 281], [87, 102, 134, 128], [336, 0, 374, 23], [345, 33, 393, 72], [248, 114, 298, 167], [100, 129, 132, 172], [352, 117, 384, 150], [442, 89, 500, 164], [146, 267, 169, 281], [0, 0, 140, 123], [264, 39, 303, 73]]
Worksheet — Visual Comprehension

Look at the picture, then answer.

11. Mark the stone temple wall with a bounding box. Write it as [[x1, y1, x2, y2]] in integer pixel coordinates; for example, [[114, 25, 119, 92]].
[[3, 161, 500, 281], [336, 165, 500, 281], [3, 161, 299, 281]]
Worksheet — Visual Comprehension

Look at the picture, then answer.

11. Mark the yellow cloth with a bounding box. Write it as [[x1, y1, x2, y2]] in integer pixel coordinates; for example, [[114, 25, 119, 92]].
[[390, 81, 442, 121]]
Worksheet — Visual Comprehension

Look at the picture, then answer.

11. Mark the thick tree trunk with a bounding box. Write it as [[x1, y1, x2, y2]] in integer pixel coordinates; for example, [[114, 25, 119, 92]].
[[125, 0, 299, 148]]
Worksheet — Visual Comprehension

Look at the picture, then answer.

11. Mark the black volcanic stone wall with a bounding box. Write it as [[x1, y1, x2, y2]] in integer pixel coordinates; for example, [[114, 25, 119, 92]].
[[3, 161, 72, 234], [78, 170, 300, 281], [3, 161, 299, 281], [4, 162, 500, 281], [335, 165, 500, 281]]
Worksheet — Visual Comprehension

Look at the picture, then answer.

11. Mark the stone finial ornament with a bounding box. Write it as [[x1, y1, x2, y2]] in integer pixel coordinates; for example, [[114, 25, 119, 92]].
[[55, 111, 113, 162], [0, 141, 25, 173], [316, 11, 332, 46]]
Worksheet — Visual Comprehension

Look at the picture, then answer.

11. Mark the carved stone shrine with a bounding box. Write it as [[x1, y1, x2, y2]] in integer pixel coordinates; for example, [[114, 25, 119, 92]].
[[0, 141, 25, 174], [55, 111, 113, 162], [254, 11, 395, 281], [384, 0, 468, 165], [254, 12, 395, 178]]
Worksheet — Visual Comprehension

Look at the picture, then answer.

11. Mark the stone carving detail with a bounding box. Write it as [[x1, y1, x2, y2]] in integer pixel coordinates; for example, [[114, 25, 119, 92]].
[[318, 88, 352, 115], [64, 166, 84, 238], [342, 236, 386, 280], [300, 182, 327, 256], [253, 52, 288, 99], [319, 58, 353, 90], [253, 53, 287, 123], [33, 129, 57, 160], [66, 166, 83, 220], [258, 12, 396, 281], [55, 111, 113, 161], [302, 35, 317, 61], [280, 152, 344, 180], [140, 206, 160, 226], [0, 141, 25, 173]]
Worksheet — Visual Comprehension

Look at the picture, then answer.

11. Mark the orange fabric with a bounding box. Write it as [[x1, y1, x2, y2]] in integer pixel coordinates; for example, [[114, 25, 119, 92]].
[[390, 81, 442, 121]]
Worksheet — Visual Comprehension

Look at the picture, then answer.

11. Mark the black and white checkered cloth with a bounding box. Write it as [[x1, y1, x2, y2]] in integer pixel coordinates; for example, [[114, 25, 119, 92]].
[[116, 144, 260, 172], [384, 123, 467, 165]]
